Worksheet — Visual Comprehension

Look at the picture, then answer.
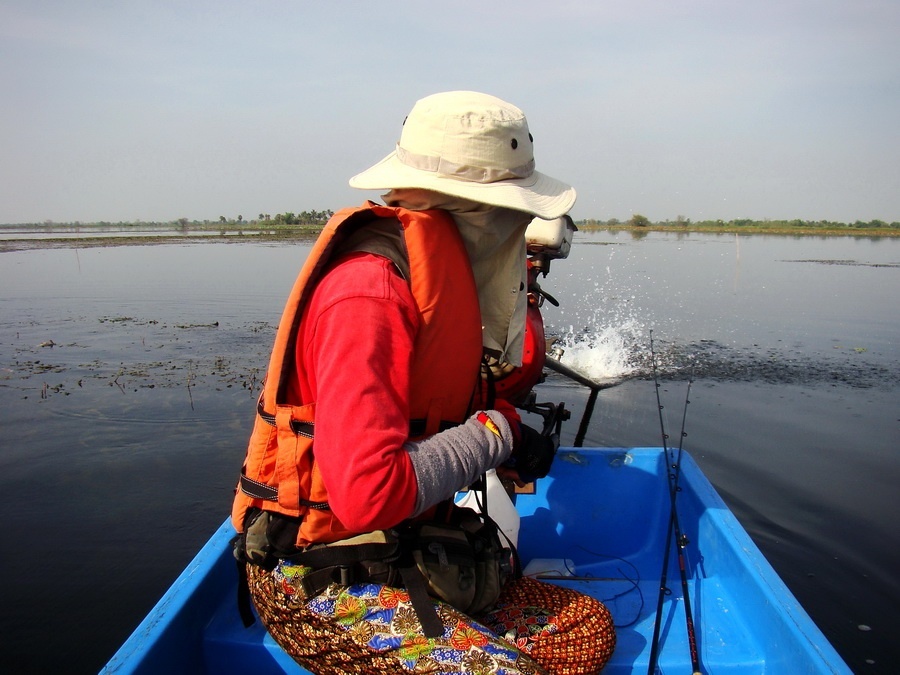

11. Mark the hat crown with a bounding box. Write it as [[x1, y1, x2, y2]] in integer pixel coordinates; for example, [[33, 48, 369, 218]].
[[397, 91, 535, 183], [349, 90, 575, 220]]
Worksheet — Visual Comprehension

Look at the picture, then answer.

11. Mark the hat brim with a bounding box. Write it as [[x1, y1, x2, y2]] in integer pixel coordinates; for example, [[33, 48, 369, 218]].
[[349, 151, 576, 220]]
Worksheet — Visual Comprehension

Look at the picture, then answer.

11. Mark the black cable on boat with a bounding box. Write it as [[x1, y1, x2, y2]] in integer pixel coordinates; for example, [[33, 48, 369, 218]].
[[647, 332, 701, 675]]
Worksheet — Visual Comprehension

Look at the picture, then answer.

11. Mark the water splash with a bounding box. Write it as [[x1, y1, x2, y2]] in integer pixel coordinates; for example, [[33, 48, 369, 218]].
[[544, 257, 653, 380], [547, 256, 654, 380], [556, 319, 645, 380]]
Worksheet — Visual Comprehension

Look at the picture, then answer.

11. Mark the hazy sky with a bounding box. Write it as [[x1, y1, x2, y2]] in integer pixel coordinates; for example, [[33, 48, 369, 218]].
[[2, 0, 898, 224]]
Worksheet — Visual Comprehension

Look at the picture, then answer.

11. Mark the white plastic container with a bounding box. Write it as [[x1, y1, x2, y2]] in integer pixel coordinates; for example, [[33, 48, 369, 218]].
[[456, 469, 520, 548]]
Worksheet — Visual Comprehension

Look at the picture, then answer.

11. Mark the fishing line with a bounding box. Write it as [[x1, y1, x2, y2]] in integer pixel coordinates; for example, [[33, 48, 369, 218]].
[[570, 543, 646, 628], [647, 331, 701, 675]]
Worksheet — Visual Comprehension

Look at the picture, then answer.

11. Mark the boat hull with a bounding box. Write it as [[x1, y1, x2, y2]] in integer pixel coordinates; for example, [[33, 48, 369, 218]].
[[103, 448, 850, 674]]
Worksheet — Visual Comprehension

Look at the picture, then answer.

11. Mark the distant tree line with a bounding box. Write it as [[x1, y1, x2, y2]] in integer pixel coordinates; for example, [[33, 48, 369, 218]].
[[4, 212, 898, 232], [220, 210, 335, 226], [3, 210, 336, 230], [577, 215, 900, 230], [261, 210, 335, 225]]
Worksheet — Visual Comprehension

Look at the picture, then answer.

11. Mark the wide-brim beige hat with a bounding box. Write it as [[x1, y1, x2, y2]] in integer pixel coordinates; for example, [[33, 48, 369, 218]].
[[349, 91, 576, 220]]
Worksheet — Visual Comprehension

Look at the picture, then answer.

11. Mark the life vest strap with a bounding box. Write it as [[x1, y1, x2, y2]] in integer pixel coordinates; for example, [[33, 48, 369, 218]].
[[240, 474, 279, 501], [257, 397, 457, 440], [239, 474, 330, 510], [256, 401, 315, 437]]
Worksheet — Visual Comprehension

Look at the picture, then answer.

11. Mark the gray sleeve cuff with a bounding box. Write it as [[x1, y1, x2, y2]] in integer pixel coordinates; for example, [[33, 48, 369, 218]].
[[405, 410, 514, 517]]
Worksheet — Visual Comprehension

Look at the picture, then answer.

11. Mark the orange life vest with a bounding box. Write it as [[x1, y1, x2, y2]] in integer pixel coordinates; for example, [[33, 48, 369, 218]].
[[231, 202, 484, 547]]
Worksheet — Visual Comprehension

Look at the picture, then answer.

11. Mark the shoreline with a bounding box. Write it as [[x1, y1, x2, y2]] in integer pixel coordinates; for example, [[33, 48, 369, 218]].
[[577, 224, 900, 237], [2, 224, 898, 253]]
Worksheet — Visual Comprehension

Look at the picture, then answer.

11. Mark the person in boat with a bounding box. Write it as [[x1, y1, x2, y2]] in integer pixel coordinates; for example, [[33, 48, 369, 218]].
[[231, 91, 615, 674]]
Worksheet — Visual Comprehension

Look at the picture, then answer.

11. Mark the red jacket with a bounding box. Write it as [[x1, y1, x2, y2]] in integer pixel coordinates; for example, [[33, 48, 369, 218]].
[[232, 203, 484, 546]]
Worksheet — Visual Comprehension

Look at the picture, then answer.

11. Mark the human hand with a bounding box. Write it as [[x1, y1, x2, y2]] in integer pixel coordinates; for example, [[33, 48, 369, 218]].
[[503, 422, 558, 483]]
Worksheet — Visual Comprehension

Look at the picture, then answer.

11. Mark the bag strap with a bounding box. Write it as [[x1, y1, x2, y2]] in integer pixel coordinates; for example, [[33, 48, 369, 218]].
[[232, 536, 258, 627], [284, 538, 399, 568], [397, 528, 445, 638], [287, 529, 445, 638]]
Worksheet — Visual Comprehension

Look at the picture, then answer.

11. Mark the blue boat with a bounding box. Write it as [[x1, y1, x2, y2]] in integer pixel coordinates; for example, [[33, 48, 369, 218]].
[[101, 446, 850, 674]]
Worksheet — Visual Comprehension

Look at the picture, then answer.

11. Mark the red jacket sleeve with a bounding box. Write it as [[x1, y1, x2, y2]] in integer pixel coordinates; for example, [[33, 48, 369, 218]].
[[294, 253, 420, 532]]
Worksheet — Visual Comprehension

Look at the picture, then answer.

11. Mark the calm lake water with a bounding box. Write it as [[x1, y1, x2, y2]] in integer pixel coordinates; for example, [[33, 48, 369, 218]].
[[1, 231, 897, 673]]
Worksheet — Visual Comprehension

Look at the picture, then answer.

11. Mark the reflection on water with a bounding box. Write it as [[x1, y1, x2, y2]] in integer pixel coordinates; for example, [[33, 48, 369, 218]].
[[1, 234, 898, 673]]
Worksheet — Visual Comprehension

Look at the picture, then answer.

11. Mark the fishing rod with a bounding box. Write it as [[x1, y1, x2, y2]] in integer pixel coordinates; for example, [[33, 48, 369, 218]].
[[646, 332, 701, 675]]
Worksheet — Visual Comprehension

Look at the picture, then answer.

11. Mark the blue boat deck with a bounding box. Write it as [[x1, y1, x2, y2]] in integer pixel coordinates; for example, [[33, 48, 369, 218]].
[[103, 448, 851, 674]]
